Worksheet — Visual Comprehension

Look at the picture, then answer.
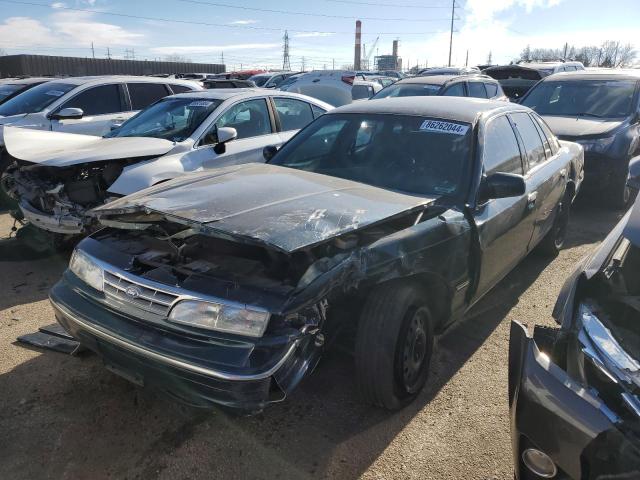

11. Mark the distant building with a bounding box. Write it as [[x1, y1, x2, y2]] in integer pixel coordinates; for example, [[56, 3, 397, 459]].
[[375, 55, 401, 71], [0, 54, 225, 78]]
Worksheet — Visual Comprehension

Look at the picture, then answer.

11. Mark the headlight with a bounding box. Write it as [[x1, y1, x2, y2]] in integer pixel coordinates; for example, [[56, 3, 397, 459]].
[[578, 136, 615, 153], [168, 300, 270, 337], [69, 249, 104, 292]]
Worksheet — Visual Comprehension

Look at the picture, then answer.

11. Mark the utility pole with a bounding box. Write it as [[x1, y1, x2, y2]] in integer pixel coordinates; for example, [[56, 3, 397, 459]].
[[220, 51, 224, 65], [282, 30, 291, 71], [332, 58, 335, 69], [563, 42, 568, 61], [301, 56, 306, 71], [448, 0, 456, 67], [106, 47, 111, 60], [465, 49, 468, 66], [91, 42, 95, 59]]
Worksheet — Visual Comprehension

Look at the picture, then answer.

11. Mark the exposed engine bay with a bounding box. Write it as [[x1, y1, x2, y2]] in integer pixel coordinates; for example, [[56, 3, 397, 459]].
[[1, 157, 150, 236]]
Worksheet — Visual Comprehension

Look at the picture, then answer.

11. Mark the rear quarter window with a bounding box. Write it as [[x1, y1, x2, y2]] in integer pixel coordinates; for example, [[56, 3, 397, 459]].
[[127, 83, 170, 110]]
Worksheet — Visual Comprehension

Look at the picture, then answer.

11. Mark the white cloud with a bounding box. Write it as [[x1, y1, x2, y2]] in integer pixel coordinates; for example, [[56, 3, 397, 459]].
[[0, 12, 143, 50], [149, 43, 280, 55], [51, 2, 67, 8], [229, 20, 258, 25]]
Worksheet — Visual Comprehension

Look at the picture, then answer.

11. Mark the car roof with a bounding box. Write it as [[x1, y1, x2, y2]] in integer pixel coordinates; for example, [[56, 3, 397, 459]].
[[329, 96, 525, 123], [543, 69, 640, 81], [40, 75, 199, 86], [169, 88, 334, 107], [397, 74, 494, 86], [0, 77, 54, 85]]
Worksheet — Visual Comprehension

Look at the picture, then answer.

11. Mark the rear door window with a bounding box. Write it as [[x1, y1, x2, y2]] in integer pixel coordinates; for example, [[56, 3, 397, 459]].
[[169, 84, 194, 94], [60, 84, 124, 115], [215, 98, 272, 139], [484, 82, 499, 98], [468, 82, 488, 98], [531, 113, 560, 154], [483, 115, 523, 175], [273, 97, 314, 131], [127, 83, 169, 110], [511, 112, 546, 168]]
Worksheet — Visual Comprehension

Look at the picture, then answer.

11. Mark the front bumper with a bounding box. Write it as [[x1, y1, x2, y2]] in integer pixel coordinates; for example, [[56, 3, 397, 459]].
[[19, 200, 85, 235], [50, 277, 320, 411], [580, 152, 627, 191], [509, 321, 640, 479]]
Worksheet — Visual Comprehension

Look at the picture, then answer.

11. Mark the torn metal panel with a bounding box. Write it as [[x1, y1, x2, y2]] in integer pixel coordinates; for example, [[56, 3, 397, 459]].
[[17, 331, 80, 354]]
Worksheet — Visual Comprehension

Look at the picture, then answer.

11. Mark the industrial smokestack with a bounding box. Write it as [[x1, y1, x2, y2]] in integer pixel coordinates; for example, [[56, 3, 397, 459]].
[[354, 20, 362, 70], [392, 39, 399, 70]]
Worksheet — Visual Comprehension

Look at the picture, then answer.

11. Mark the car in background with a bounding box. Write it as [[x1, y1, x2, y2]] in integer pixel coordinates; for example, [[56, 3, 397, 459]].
[[49, 97, 582, 413], [280, 70, 367, 106], [372, 74, 508, 101], [520, 69, 639, 208], [277, 72, 307, 90], [418, 66, 480, 76], [0, 77, 54, 106], [509, 162, 640, 479], [376, 70, 406, 79], [483, 61, 585, 101], [1, 89, 332, 241], [363, 75, 397, 88], [203, 79, 257, 89], [352, 79, 383, 100], [0, 76, 201, 138], [247, 72, 299, 89]]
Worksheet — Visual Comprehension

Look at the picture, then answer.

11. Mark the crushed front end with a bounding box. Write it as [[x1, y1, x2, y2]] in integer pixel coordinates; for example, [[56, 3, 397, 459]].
[[1, 159, 137, 236], [509, 206, 640, 479]]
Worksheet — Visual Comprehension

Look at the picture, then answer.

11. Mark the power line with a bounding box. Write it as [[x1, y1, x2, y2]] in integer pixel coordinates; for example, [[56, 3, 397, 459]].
[[325, 0, 450, 8], [0, 0, 451, 35], [178, 0, 457, 22]]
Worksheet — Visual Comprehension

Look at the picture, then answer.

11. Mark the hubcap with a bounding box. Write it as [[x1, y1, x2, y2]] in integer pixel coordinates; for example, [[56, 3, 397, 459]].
[[401, 309, 429, 393]]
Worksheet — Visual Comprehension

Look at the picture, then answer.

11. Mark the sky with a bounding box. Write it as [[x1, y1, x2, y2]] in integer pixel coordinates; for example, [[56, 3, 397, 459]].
[[0, 0, 638, 71]]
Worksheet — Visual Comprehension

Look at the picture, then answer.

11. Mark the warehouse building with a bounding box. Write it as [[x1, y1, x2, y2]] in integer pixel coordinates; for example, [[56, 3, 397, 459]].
[[0, 54, 225, 78]]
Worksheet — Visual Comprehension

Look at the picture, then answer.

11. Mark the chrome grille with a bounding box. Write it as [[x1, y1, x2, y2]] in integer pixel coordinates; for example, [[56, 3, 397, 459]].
[[103, 271, 178, 316]]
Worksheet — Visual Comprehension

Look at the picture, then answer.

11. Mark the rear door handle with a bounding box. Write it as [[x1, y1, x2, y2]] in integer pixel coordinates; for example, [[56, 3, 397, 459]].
[[527, 191, 538, 210]]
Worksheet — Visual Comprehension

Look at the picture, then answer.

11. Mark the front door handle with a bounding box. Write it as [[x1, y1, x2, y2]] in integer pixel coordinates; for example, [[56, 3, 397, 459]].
[[527, 191, 538, 210]]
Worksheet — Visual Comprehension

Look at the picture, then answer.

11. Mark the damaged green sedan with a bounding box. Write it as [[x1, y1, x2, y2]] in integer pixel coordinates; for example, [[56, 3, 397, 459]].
[[50, 97, 583, 412]]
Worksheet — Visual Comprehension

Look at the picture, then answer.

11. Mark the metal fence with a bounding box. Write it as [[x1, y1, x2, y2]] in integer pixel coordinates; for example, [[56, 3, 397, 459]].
[[0, 54, 225, 78]]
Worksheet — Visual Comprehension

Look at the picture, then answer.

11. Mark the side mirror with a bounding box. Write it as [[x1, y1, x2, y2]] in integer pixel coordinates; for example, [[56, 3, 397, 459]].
[[53, 107, 84, 120], [628, 156, 640, 190], [263, 145, 279, 162], [211, 126, 237, 155], [481, 172, 526, 201]]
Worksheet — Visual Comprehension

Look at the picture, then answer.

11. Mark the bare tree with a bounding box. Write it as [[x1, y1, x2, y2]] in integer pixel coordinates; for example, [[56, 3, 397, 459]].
[[520, 40, 636, 67], [617, 43, 637, 67], [163, 54, 193, 63]]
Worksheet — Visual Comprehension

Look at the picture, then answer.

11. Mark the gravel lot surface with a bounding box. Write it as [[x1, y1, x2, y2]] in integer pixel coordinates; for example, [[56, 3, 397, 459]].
[[0, 202, 625, 480]]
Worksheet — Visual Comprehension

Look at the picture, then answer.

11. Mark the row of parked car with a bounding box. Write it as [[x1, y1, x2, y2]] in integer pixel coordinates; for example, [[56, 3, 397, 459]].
[[1, 66, 639, 478]]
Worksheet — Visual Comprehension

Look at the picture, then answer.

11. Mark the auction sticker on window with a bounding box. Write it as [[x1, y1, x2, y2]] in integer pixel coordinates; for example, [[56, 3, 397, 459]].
[[188, 101, 213, 108], [419, 119, 469, 135], [45, 90, 66, 97]]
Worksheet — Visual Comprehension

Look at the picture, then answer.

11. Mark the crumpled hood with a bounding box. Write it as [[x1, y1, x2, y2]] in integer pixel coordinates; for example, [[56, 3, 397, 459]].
[[94, 163, 436, 253], [3, 126, 176, 167], [542, 116, 624, 139]]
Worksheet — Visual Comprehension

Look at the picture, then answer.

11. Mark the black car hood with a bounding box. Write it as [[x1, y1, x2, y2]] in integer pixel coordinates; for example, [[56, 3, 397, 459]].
[[94, 163, 436, 253], [543, 116, 624, 139]]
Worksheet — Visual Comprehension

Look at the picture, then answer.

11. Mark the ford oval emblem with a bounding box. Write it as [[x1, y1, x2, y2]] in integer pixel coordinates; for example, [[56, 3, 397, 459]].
[[125, 286, 142, 299]]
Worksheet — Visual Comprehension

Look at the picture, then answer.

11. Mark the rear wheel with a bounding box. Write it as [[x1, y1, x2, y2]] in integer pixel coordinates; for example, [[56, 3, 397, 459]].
[[355, 282, 435, 410], [537, 194, 570, 257]]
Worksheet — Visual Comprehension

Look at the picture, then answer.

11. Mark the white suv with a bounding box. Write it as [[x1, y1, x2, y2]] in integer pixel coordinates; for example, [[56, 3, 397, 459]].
[[0, 76, 201, 137]]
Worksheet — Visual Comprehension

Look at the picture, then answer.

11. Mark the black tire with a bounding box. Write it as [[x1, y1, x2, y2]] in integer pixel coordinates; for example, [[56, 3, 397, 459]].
[[537, 194, 571, 257], [606, 170, 631, 210], [355, 281, 434, 410]]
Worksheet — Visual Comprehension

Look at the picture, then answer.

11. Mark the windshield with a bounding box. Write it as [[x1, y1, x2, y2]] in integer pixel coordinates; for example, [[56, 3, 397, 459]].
[[106, 97, 221, 142], [373, 83, 441, 99], [269, 113, 472, 197], [522, 79, 637, 118], [0, 84, 23, 102], [0, 82, 75, 116], [250, 75, 270, 87]]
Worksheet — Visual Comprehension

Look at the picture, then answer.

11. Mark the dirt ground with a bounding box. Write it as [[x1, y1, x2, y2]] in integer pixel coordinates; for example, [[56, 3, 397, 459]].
[[0, 202, 626, 480]]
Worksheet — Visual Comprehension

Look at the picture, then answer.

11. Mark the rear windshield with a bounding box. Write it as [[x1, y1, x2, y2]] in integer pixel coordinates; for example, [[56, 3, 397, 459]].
[[485, 68, 542, 81], [249, 76, 269, 87], [0, 82, 75, 116], [522, 79, 637, 118], [269, 113, 472, 197], [106, 97, 221, 142], [373, 83, 441, 99]]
